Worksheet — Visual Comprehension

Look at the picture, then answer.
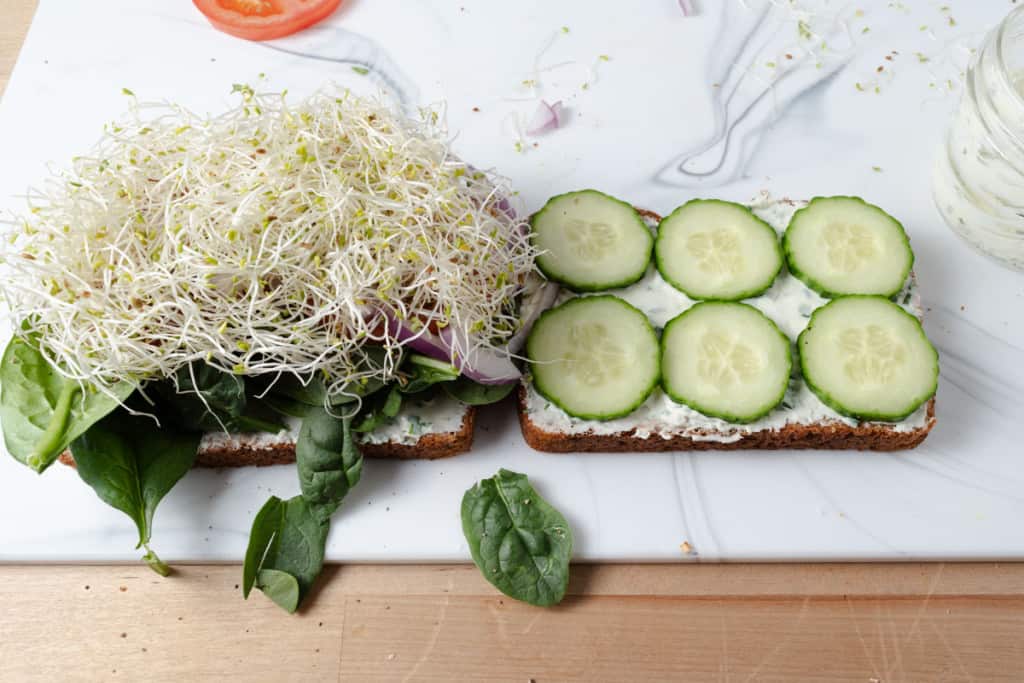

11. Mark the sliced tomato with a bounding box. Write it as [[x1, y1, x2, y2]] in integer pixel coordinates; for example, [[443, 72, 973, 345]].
[[193, 0, 343, 41]]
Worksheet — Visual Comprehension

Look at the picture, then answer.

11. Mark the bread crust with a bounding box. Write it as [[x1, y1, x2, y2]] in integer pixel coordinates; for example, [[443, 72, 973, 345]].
[[517, 387, 935, 452], [59, 406, 476, 468]]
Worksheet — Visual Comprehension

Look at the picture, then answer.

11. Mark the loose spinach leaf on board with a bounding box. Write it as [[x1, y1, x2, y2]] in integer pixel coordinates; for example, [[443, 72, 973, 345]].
[[444, 377, 516, 406], [0, 336, 134, 473], [461, 469, 573, 607], [255, 569, 301, 613], [69, 412, 200, 575], [295, 408, 363, 523], [242, 495, 329, 613]]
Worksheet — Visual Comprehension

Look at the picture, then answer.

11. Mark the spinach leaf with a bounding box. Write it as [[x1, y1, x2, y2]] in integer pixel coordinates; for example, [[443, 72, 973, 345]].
[[398, 354, 459, 394], [262, 393, 320, 419], [242, 495, 329, 613], [295, 408, 362, 523], [155, 362, 283, 434], [461, 469, 573, 607], [444, 377, 517, 406], [353, 385, 402, 433], [272, 347, 391, 407], [0, 336, 133, 473], [69, 412, 200, 575], [256, 569, 300, 613]]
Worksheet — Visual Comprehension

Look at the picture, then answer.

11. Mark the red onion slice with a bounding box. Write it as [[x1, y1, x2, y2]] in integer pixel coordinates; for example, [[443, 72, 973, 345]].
[[439, 326, 520, 385], [507, 278, 559, 354], [382, 312, 521, 385]]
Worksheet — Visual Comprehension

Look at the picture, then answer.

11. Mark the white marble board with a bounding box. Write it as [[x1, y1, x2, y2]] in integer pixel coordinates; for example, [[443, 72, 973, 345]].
[[0, 0, 1022, 563]]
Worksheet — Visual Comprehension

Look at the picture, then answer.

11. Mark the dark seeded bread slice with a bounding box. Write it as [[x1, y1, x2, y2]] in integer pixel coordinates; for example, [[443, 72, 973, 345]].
[[518, 388, 935, 452], [517, 202, 938, 453], [59, 406, 475, 468]]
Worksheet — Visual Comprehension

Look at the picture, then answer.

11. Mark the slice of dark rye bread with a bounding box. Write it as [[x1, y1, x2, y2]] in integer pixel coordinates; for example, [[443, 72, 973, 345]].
[[518, 389, 935, 452], [517, 202, 937, 453], [59, 406, 476, 468]]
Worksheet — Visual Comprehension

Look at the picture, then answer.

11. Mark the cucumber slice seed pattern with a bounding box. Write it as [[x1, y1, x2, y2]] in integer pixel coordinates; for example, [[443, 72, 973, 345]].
[[566, 219, 618, 262], [687, 230, 743, 278], [823, 221, 879, 273], [697, 330, 761, 388], [837, 324, 906, 385], [565, 321, 630, 388]]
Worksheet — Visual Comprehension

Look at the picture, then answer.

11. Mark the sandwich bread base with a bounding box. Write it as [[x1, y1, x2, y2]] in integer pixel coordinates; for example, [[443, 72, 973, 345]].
[[59, 406, 476, 468], [518, 387, 934, 452]]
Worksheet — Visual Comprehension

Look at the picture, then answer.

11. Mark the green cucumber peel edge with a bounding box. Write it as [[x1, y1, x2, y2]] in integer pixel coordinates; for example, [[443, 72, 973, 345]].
[[796, 294, 938, 423], [660, 301, 793, 424], [526, 294, 661, 421], [782, 196, 914, 299], [654, 198, 784, 301]]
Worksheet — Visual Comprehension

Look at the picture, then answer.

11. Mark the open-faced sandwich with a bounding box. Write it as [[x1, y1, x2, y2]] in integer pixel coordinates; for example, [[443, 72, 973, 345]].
[[0, 86, 547, 608], [519, 190, 939, 452]]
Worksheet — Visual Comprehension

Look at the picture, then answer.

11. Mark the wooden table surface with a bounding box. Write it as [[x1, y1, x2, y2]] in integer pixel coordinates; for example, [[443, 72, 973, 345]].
[[1, 4, 1022, 681]]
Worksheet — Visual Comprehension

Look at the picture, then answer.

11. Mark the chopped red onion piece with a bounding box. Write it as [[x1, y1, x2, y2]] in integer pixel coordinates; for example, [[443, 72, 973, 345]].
[[526, 99, 566, 136]]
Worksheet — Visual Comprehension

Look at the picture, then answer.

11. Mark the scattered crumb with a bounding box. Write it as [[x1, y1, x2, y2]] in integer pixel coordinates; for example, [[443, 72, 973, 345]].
[[680, 541, 696, 555], [472, 106, 480, 112], [234, 584, 239, 590], [118, 586, 127, 592], [387, 654, 396, 661], [960, 304, 966, 311], [120, 632, 127, 638], [84, 585, 90, 590]]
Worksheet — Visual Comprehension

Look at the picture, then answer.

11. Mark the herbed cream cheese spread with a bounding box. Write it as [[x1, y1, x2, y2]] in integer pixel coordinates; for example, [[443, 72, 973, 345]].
[[200, 393, 468, 450], [523, 198, 931, 443]]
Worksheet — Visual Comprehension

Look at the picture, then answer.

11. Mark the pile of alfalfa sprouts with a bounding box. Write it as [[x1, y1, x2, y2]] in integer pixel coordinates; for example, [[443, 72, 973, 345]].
[[1, 85, 535, 395]]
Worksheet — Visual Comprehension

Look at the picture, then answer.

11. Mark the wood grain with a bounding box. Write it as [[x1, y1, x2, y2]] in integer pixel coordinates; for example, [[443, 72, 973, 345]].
[[2, 564, 1024, 681], [2, 2, 1024, 681]]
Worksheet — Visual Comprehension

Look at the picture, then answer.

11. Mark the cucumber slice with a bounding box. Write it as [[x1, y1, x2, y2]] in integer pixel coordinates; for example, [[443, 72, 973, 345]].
[[783, 196, 913, 298], [655, 199, 783, 300], [798, 296, 938, 422], [526, 295, 659, 420], [531, 190, 653, 292], [661, 302, 791, 423]]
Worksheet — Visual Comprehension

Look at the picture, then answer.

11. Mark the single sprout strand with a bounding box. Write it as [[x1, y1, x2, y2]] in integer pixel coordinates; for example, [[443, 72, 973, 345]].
[[1, 87, 535, 390]]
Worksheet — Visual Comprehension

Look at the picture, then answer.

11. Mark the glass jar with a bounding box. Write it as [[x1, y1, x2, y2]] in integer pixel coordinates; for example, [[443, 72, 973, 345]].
[[932, 6, 1024, 271]]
